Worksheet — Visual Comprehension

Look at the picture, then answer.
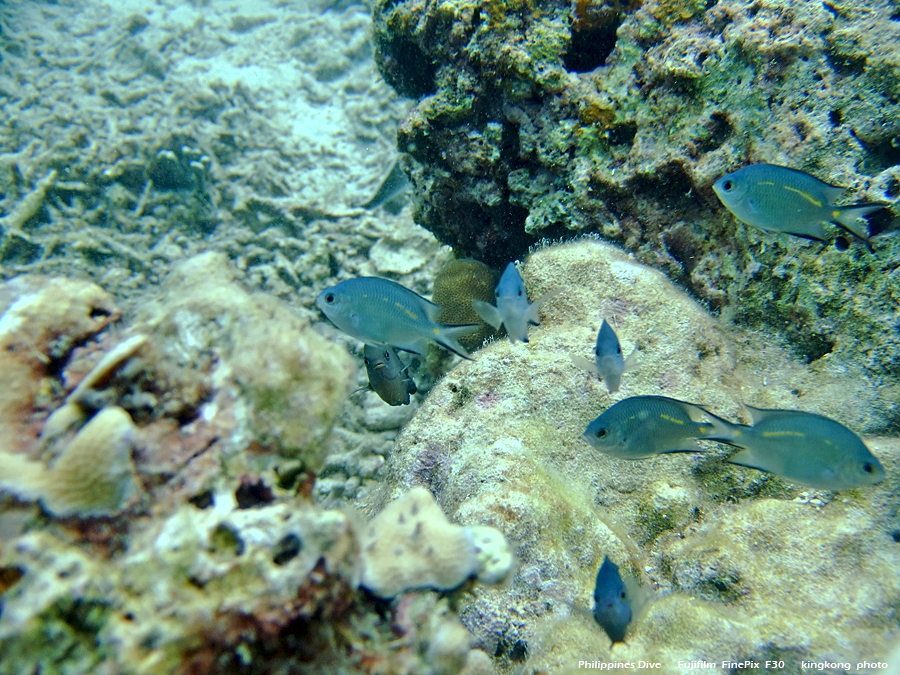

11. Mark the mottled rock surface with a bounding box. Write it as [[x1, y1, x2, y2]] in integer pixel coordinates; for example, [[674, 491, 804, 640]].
[[372, 0, 900, 385], [370, 239, 900, 672]]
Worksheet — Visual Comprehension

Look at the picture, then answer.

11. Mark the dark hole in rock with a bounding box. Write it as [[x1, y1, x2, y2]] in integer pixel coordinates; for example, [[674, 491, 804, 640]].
[[1, 236, 42, 267], [608, 121, 637, 146], [826, 47, 867, 76], [495, 636, 529, 662], [695, 111, 732, 154], [829, 108, 843, 127], [0, 566, 24, 594], [377, 37, 437, 98], [564, 11, 621, 73], [887, 177, 900, 199], [273, 533, 303, 565], [211, 523, 245, 556], [189, 490, 214, 509], [892, 530, 900, 543], [89, 306, 112, 320], [797, 332, 835, 364], [834, 235, 849, 251], [235, 478, 274, 509], [57, 597, 111, 635], [115, 165, 146, 193]]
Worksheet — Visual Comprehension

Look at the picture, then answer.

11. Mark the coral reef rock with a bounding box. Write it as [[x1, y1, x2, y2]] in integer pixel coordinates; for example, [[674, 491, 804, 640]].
[[0, 275, 119, 455], [360, 486, 513, 598], [372, 0, 900, 382], [371, 239, 900, 671], [133, 251, 356, 472]]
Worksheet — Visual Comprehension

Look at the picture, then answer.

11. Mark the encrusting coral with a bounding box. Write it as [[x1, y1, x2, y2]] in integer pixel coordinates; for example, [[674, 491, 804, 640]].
[[370, 238, 900, 671], [0, 275, 119, 456], [360, 486, 513, 598], [0, 406, 138, 518]]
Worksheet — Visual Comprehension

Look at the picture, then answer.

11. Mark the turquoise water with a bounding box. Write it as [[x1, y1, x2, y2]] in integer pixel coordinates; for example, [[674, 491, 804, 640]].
[[0, 0, 898, 673]]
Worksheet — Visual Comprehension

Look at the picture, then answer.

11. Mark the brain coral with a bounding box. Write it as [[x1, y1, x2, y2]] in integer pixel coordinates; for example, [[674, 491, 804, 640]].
[[373, 0, 900, 388]]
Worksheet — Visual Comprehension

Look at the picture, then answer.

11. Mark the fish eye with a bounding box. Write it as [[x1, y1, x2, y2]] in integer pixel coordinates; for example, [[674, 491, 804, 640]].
[[383, 350, 391, 360], [722, 179, 734, 191], [324, 293, 335, 304], [863, 462, 875, 474], [596, 428, 609, 438], [364, 358, 370, 365]]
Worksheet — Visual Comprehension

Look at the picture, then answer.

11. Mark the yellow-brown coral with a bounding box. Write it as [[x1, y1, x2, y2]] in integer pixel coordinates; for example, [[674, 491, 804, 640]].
[[0, 406, 137, 517], [0, 276, 119, 455]]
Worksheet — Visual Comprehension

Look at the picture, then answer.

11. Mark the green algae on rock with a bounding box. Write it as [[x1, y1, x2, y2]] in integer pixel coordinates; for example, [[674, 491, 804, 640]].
[[372, 0, 900, 388], [367, 239, 900, 671]]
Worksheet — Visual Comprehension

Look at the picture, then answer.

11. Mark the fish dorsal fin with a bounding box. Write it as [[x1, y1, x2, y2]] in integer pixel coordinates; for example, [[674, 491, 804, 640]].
[[741, 403, 773, 425], [420, 295, 444, 323]]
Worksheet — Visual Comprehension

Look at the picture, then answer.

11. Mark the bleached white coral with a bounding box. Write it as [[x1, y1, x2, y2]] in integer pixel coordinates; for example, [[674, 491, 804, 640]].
[[359, 486, 512, 598]]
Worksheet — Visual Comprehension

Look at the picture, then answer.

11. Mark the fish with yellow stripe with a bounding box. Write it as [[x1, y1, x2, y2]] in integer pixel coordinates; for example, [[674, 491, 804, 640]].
[[724, 405, 884, 490], [713, 163, 887, 243], [582, 395, 737, 459], [316, 277, 480, 359], [583, 395, 886, 491]]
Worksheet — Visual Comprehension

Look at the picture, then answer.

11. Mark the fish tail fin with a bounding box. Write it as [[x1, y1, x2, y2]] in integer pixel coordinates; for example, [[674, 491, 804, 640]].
[[472, 300, 503, 330], [435, 323, 481, 360], [697, 410, 747, 447], [833, 203, 886, 242]]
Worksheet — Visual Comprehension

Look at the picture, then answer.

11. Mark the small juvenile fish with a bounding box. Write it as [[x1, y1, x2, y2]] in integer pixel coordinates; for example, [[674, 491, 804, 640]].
[[583, 395, 736, 459], [316, 277, 479, 359], [725, 406, 885, 490], [362, 344, 417, 406], [713, 163, 886, 242], [593, 556, 632, 644], [572, 320, 637, 393], [472, 262, 558, 343], [362, 159, 410, 210]]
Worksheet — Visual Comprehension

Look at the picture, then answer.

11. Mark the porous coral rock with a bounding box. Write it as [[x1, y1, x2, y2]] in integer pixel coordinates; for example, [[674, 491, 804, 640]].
[[132, 251, 354, 472], [369, 239, 900, 670], [360, 486, 513, 598], [0, 275, 119, 455]]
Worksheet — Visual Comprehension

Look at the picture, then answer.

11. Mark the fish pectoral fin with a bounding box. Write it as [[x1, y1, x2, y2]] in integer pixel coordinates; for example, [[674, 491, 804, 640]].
[[526, 289, 561, 325], [726, 448, 769, 472], [571, 354, 600, 374], [659, 440, 702, 454], [392, 339, 427, 356], [623, 350, 639, 372], [472, 300, 503, 330]]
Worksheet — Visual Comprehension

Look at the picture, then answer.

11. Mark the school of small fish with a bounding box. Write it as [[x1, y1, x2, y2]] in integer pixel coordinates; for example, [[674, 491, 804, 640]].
[[317, 161, 891, 642]]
